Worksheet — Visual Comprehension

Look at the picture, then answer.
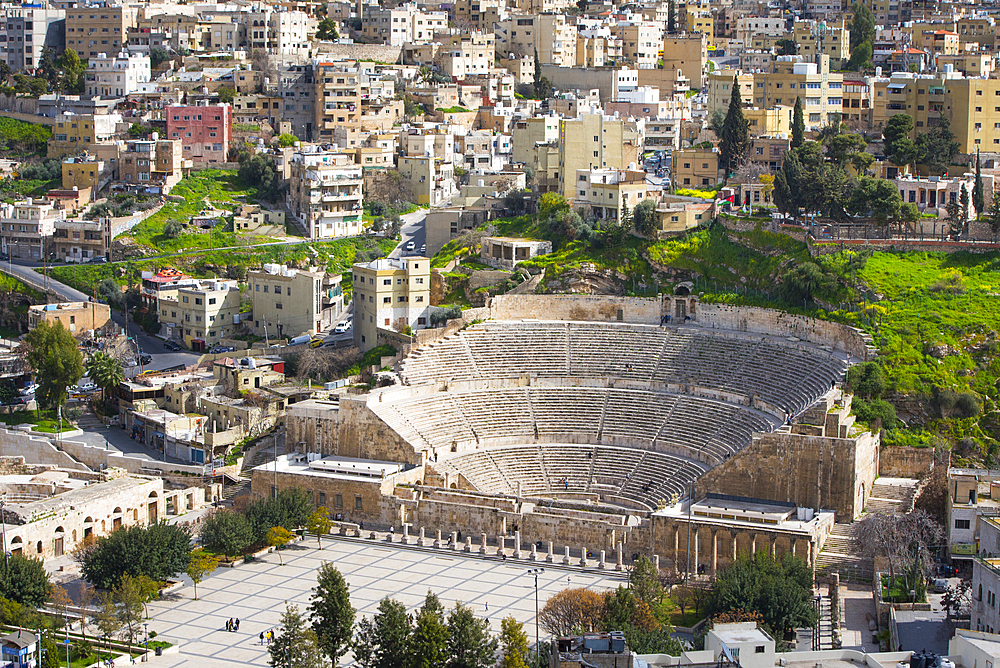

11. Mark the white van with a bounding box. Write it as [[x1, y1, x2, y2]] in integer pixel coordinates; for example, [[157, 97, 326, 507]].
[[289, 334, 312, 347]]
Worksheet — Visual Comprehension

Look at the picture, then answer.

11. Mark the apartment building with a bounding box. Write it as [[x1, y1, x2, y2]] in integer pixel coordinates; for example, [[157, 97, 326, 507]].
[[852, 0, 911, 24], [512, 115, 559, 166], [158, 279, 241, 350], [437, 32, 495, 79], [707, 69, 754, 115], [0, 6, 65, 72], [119, 136, 187, 195], [497, 14, 576, 67], [85, 51, 150, 98], [287, 149, 364, 240], [611, 21, 661, 68], [65, 2, 136, 58], [361, 5, 447, 46], [735, 16, 785, 43], [244, 9, 311, 54], [841, 76, 874, 131], [352, 256, 431, 351], [572, 168, 649, 219], [51, 217, 110, 263], [0, 198, 63, 260], [673, 147, 721, 187], [47, 112, 122, 158], [248, 264, 343, 339], [398, 154, 457, 206], [752, 56, 844, 130], [61, 154, 114, 199], [312, 61, 362, 140], [165, 104, 232, 164], [28, 301, 110, 333], [558, 113, 644, 198], [660, 34, 708, 89]]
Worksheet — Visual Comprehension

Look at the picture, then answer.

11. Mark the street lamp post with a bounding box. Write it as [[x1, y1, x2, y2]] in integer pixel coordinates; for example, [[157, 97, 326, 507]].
[[526, 567, 544, 659], [0, 496, 7, 568]]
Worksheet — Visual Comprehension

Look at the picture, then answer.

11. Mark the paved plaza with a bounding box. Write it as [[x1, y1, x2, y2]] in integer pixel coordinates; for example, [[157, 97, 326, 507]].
[[141, 535, 628, 667]]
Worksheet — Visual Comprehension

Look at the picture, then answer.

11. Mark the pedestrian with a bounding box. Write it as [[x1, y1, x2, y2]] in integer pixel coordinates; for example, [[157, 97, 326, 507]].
[[259, 632, 264, 645], [485, 601, 489, 611], [235, 618, 240, 632], [502, 552, 506, 563], [225, 619, 230, 632], [359, 520, 364, 531]]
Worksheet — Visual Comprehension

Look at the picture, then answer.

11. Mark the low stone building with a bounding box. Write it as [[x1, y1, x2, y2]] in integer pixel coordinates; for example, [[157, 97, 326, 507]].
[[479, 236, 552, 270], [28, 302, 111, 334]]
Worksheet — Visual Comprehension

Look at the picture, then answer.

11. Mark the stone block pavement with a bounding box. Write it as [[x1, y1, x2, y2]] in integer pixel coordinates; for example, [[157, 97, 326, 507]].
[[138, 534, 627, 667]]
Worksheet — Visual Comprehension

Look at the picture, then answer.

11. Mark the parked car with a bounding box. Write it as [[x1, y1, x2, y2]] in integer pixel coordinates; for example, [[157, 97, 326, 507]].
[[19, 383, 37, 396], [333, 320, 352, 334], [138, 353, 152, 365], [406, 241, 415, 252], [309, 338, 324, 348], [76, 380, 97, 393], [209, 346, 235, 354], [87, 256, 107, 264], [420, 244, 426, 254], [163, 340, 182, 351]]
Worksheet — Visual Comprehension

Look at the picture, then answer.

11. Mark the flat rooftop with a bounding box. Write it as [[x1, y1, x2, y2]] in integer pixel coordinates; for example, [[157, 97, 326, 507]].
[[254, 454, 402, 481]]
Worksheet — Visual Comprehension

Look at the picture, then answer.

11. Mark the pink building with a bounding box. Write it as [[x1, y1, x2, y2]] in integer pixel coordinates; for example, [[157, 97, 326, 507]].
[[165, 104, 232, 164]]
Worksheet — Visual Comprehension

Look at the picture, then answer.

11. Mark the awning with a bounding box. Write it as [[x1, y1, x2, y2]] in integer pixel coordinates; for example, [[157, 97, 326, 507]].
[[887, 82, 907, 88]]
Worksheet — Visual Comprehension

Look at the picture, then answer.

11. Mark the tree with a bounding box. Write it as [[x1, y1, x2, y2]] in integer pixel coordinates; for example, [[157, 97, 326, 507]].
[[200, 509, 254, 557], [539, 588, 603, 636], [848, 175, 901, 227], [277, 133, 299, 148], [708, 553, 817, 637], [149, 47, 172, 69], [163, 219, 184, 238], [132, 574, 160, 620], [366, 170, 414, 210], [538, 192, 569, 220], [987, 192, 1000, 241], [883, 114, 919, 169], [0, 554, 51, 608], [0, 380, 17, 410], [974, 151, 985, 219], [309, 562, 355, 665], [186, 550, 219, 600], [409, 591, 448, 668], [80, 522, 191, 590], [94, 592, 122, 651], [270, 603, 326, 668], [849, 2, 875, 51], [709, 109, 726, 138], [961, 184, 971, 235], [845, 39, 873, 72], [917, 114, 960, 174], [49, 584, 73, 627], [852, 510, 943, 602], [845, 361, 886, 400], [112, 574, 146, 651], [22, 320, 84, 410], [217, 86, 235, 104], [266, 526, 295, 565], [56, 48, 85, 94], [316, 17, 339, 40], [86, 351, 124, 406], [353, 616, 378, 668], [373, 598, 412, 668], [628, 556, 663, 605], [791, 97, 805, 148], [781, 261, 831, 304], [237, 153, 285, 203], [718, 75, 750, 176], [619, 193, 633, 229], [532, 48, 542, 99], [499, 616, 530, 668], [446, 603, 497, 668], [306, 506, 333, 549], [633, 198, 658, 237]]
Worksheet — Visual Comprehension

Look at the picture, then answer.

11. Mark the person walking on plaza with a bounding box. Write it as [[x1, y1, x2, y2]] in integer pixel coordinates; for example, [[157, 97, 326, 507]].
[[234, 618, 240, 632], [259, 632, 264, 645]]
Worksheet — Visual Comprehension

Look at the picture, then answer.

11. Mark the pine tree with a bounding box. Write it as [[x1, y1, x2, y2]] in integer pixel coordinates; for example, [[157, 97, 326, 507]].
[[791, 97, 805, 148], [667, 0, 676, 33], [309, 563, 355, 665], [961, 184, 971, 235], [446, 603, 497, 668], [499, 617, 530, 668], [973, 150, 985, 219], [718, 74, 750, 178], [269, 604, 326, 668], [373, 598, 412, 668], [533, 49, 541, 98], [408, 591, 449, 668]]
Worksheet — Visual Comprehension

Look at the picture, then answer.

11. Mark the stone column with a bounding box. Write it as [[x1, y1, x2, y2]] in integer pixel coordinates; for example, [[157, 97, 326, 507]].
[[580, 546, 589, 568], [599, 550, 606, 569], [731, 531, 738, 563], [530, 543, 538, 561], [496, 535, 505, 557], [769, 534, 777, 557], [433, 529, 442, 548], [829, 572, 842, 629], [562, 546, 571, 565], [692, 527, 699, 577], [513, 531, 522, 559], [710, 529, 719, 576], [673, 526, 681, 574], [401, 524, 411, 545], [654, 555, 659, 571], [615, 543, 624, 571], [750, 532, 757, 556], [464, 536, 473, 553], [451, 531, 458, 550], [479, 533, 488, 556], [546, 541, 555, 564]]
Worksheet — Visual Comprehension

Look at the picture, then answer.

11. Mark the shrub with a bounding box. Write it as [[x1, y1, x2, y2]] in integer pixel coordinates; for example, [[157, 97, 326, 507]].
[[852, 397, 897, 427]]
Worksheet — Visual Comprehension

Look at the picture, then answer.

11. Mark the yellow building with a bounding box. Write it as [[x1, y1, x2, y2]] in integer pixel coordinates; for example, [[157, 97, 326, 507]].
[[686, 9, 715, 46], [655, 196, 714, 232], [673, 147, 721, 187], [610, 22, 662, 68], [158, 280, 242, 351], [956, 17, 997, 49], [707, 69, 754, 115], [61, 155, 112, 199], [352, 256, 431, 351], [745, 106, 792, 138], [752, 56, 843, 130], [660, 34, 708, 89], [912, 29, 960, 55], [571, 168, 649, 219], [557, 113, 644, 199], [65, 4, 136, 59], [47, 113, 121, 158]]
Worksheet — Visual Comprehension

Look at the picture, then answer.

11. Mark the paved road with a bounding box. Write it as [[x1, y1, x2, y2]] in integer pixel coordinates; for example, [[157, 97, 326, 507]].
[[389, 207, 429, 259]]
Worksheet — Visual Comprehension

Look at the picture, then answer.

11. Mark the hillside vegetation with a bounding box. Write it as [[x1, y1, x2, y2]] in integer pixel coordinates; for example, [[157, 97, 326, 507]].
[[434, 213, 1000, 467]]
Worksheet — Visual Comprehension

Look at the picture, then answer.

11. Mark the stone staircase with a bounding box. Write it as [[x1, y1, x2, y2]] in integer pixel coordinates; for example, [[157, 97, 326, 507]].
[[816, 478, 921, 583]]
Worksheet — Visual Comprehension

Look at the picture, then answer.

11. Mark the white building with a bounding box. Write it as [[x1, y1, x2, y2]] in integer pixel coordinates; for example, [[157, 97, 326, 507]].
[[0, 198, 64, 260], [287, 149, 364, 240], [244, 9, 312, 55], [0, 6, 65, 72], [85, 51, 151, 98]]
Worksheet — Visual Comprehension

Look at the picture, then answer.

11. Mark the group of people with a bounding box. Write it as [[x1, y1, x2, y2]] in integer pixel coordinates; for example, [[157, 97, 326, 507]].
[[225, 618, 240, 632], [259, 629, 276, 645]]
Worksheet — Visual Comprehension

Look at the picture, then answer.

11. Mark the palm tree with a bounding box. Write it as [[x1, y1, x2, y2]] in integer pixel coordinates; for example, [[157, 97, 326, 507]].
[[86, 351, 123, 409]]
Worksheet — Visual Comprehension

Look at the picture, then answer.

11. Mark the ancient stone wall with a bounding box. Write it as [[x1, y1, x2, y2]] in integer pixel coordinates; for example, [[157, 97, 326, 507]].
[[697, 304, 874, 360], [694, 428, 879, 521], [808, 238, 1000, 256], [313, 43, 402, 63], [488, 294, 662, 324], [879, 446, 939, 478], [286, 398, 421, 465]]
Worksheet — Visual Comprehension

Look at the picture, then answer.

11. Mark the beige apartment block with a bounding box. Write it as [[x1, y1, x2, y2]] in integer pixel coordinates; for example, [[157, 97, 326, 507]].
[[52, 218, 110, 263], [248, 263, 343, 339], [352, 256, 431, 351], [558, 113, 644, 199], [119, 136, 188, 195], [674, 147, 721, 188], [752, 56, 844, 130], [65, 3, 136, 58], [498, 14, 577, 66], [287, 149, 364, 239], [28, 301, 111, 333], [47, 113, 122, 158], [158, 279, 241, 351]]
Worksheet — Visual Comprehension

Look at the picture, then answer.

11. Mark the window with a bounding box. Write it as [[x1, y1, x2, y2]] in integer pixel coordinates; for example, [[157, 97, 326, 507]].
[[276, 303, 282, 309], [955, 519, 971, 529], [195, 298, 203, 305], [208, 298, 216, 305], [335, 494, 343, 508], [383, 297, 391, 304], [355, 496, 362, 510], [756, 647, 765, 654]]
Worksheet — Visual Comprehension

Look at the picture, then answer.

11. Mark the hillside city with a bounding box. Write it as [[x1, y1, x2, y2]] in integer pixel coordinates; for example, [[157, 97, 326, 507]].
[[0, 0, 994, 666]]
